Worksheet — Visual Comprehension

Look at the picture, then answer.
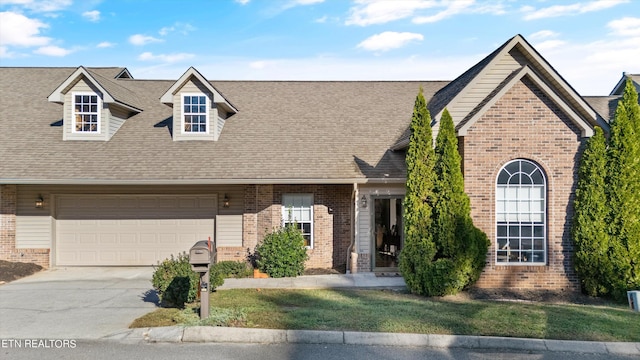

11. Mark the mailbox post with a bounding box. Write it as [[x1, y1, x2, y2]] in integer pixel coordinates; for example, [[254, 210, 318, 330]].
[[190, 239, 216, 319]]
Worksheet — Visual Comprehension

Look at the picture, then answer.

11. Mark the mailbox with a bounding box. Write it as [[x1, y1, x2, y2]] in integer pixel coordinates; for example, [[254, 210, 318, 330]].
[[189, 239, 215, 272]]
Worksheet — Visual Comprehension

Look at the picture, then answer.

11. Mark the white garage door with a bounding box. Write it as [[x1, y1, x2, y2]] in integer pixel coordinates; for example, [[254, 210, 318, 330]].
[[56, 195, 216, 266]]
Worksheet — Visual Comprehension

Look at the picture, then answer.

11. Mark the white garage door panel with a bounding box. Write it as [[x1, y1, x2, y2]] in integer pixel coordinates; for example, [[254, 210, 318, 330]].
[[56, 195, 216, 266]]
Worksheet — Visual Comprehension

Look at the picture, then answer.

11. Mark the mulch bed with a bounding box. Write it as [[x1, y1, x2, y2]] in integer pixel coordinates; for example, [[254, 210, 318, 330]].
[[0, 260, 43, 283]]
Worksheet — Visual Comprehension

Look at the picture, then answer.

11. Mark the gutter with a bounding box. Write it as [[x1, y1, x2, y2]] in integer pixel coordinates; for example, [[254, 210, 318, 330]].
[[1, 178, 407, 186]]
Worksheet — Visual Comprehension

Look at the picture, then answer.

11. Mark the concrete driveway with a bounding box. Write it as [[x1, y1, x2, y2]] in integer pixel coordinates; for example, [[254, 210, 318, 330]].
[[0, 267, 157, 339]]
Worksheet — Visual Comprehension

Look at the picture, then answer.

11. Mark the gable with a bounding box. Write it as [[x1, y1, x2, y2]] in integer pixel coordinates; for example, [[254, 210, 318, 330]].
[[458, 66, 593, 137]]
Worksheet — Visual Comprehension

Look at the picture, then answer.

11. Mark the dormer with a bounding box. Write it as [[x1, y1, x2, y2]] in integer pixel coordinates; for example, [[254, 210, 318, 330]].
[[48, 66, 142, 141], [160, 67, 237, 141]]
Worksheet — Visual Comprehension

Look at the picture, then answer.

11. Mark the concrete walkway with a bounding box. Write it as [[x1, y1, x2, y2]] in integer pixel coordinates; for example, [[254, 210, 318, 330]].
[[217, 272, 406, 290]]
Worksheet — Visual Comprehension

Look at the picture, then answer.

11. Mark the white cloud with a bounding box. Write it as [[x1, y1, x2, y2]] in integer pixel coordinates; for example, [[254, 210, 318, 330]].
[[346, 0, 504, 26], [314, 15, 328, 23], [138, 51, 195, 63], [34, 44, 71, 56], [346, 0, 436, 26], [522, 0, 628, 21], [158, 22, 195, 36], [412, 0, 474, 24], [534, 35, 640, 95], [96, 41, 115, 48], [607, 17, 640, 37], [529, 30, 559, 40], [82, 10, 100, 22], [0, 0, 72, 12], [357, 31, 423, 52], [235, 0, 250, 4], [0, 11, 51, 46], [129, 34, 163, 46], [533, 39, 566, 52]]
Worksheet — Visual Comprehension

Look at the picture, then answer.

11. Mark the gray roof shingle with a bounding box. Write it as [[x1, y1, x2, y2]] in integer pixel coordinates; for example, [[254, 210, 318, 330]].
[[0, 67, 447, 183]]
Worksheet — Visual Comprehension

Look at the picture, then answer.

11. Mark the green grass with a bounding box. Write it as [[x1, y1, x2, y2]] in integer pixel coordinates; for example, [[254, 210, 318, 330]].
[[131, 289, 639, 342]]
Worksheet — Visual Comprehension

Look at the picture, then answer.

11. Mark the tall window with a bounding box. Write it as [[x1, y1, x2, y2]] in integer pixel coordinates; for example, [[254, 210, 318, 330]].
[[183, 94, 208, 133], [496, 159, 546, 264], [73, 93, 100, 133], [282, 194, 313, 248]]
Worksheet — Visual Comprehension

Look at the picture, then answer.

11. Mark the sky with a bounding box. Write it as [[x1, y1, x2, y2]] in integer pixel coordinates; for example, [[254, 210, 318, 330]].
[[0, 0, 638, 96]]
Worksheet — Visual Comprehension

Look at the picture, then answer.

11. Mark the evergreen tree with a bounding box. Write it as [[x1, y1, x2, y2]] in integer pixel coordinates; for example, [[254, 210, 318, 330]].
[[426, 109, 489, 295], [607, 78, 640, 298], [399, 87, 437, 295], [572, 127, 611, 296]]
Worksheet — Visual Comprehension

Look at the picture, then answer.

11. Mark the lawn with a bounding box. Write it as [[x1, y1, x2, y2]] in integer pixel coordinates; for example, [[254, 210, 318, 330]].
[[130, 288, 639, 342]]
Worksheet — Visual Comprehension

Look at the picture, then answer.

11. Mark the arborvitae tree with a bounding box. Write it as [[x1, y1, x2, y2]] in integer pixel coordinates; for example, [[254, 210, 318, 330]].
[[572, 126, 612, 296], [606, 78, 640, 298], [399, 87, 437, 295], [426, 109, 488, 295]]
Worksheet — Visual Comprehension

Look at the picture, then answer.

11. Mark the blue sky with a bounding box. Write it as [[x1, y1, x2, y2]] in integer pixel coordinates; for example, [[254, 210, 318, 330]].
[[0, 0, 638, 95]]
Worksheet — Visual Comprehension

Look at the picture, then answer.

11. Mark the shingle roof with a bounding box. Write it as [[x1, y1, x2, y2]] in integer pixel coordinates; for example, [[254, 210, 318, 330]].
[[86, 69, 143, 110], [0, 67, 447, 183], [583, 96, 620, 123]]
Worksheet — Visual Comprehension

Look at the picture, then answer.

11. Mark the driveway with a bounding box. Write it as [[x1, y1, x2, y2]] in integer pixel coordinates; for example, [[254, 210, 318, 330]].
[[0, 267, 157, 339]]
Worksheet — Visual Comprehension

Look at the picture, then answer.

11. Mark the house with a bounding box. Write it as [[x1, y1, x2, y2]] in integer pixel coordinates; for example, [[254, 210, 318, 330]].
[[0, 34, 622, 290]]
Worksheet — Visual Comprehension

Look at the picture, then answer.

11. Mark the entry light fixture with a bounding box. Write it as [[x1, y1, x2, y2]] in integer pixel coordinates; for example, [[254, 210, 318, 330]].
[[223, 194, 230, 208], [35, 195, 44, 209], [360, 195, 367, 209]]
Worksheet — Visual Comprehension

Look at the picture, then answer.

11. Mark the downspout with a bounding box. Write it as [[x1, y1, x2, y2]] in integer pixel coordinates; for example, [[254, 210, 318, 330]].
[[346, 183, 358, 273]]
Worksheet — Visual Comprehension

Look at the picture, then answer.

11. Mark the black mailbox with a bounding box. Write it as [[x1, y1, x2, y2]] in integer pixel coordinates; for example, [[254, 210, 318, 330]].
[[189, 240, 215, 272]]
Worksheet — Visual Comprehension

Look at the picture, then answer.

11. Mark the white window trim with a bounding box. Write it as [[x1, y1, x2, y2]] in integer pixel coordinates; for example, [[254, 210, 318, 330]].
[[71, 91, 101, 134], [282, 194, 314, 249], [495, 159, 547, 266], [181, 92, 209, 135]]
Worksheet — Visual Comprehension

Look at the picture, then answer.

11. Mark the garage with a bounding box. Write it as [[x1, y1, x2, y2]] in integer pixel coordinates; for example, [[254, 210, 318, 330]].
[[55, 195, 216, 266]]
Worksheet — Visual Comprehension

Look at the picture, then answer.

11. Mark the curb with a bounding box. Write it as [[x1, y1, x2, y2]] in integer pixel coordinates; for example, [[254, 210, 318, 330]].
[[114, 326, 640, 355]]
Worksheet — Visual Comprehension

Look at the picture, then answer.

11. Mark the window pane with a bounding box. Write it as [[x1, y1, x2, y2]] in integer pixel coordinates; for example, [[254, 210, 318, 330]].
[[75, 95, 81, 102], [521, 226, 532, 237], [497, 171, 509, 184], [521, 161, 535, 175], [184, 96, 191, 104], [521, 175, 532, 185], [534, 226, 544, 237], [531, 169, 544, 184], [508, 175, 520, 185], [505, 161, 519, 175]]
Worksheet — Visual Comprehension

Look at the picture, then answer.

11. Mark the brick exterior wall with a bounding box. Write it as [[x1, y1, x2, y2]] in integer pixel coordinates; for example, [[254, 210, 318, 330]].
[[0, 185, 49, 268], [462, 78, 582, 290], [240, 184, 352, 271]]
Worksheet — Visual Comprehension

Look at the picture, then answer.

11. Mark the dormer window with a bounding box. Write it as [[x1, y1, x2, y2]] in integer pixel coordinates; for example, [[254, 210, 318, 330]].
[[182, 94, 208, 133], [73, 92, 100, 133]]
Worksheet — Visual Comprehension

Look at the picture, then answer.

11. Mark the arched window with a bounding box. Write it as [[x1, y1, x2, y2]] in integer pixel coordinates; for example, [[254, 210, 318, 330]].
[[496, 159, 546, 264]]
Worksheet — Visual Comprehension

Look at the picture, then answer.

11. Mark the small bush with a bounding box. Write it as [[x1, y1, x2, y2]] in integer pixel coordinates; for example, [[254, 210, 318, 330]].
[[152, 252, 225, 308], [152, 253, 199, 307], [211, 261, 253, 279], [255, 225, 308, 278]]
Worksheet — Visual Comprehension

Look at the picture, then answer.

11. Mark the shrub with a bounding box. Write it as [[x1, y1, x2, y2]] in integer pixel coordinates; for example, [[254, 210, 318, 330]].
[[152, 253, 200, 307], [255, 224, 308, 278], [211, 261, 253, 279], [152, 252, 225, 308]]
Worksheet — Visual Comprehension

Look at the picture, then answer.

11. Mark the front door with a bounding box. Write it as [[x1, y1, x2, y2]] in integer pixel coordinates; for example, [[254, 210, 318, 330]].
[[372, 197, 403, 270]]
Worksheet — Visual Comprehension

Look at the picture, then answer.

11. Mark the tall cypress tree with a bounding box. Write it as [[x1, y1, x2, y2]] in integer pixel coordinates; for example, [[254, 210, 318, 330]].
[[426, 109, 488, 295], [572, 126, 611, 296], [399, 87, 437, 295], [607, 78, 640, 298]]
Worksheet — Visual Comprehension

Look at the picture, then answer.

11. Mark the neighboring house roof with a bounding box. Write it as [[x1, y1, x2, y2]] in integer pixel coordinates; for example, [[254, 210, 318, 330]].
[[392, 34, 606, 150], [0, 66, 448, 184], [583, 96, 621, 123], [609, 73, 640, 96]]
